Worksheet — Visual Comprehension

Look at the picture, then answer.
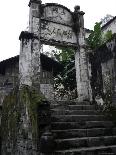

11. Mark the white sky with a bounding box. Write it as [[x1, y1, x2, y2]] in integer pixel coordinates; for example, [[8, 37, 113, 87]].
[[0, 0, 115, 61]]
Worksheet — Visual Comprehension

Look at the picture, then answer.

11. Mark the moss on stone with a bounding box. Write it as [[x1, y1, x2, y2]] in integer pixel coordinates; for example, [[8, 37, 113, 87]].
[[1, 85, 46, 150], [2, 88, 18, 141], [19, 85, 46, 139]]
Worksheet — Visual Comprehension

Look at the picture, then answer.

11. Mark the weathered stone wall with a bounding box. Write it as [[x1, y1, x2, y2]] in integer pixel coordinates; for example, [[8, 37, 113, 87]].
[[1, 86, 46, 155], [101, 59, 114, 94], [91, 35, 116, 103], [40, 70, 54, 100], [0, 62, 19, 153], [0, 58, 54, 152], [0, 61, 54, 154]]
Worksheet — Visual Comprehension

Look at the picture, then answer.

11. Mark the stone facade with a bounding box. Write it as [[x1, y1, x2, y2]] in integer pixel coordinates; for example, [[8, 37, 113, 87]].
[[101, 59, 114, 94]]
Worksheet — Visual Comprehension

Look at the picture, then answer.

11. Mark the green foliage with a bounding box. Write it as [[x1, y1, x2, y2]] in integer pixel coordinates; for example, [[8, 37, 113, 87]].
[[53, 47, 75, 62], [87, 22, 102, 49], [86, 22, 113, 50]]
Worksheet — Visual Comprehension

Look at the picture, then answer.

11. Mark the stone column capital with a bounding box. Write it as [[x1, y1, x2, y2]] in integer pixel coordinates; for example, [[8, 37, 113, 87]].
[[73, 5, 85, 34], [74, 5, 80, 13], [19, 31, 38, 41], [29, 0, 42, 7]]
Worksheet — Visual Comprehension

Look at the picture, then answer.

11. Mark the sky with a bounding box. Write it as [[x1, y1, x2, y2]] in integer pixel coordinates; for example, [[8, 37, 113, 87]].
[[0, 0, 115, 61]]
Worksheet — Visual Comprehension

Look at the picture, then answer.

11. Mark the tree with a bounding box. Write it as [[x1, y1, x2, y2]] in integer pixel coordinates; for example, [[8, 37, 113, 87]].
[[86, 22, 113, 50], [86, 22, 102, 49]]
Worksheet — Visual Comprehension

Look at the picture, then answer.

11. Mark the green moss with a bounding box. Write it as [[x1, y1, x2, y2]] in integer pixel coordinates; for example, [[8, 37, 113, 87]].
[[19, 85, 46, 139], [1, 88, 19, 146], [1, 85, 46, 146]]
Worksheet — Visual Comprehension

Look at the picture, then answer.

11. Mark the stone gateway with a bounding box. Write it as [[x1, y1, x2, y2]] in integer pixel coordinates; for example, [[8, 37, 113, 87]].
[[0, 0, 92, 154]]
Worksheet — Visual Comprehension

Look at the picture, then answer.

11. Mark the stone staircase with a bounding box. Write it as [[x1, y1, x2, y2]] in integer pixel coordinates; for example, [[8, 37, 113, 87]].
[[51, 101, 116, 155]]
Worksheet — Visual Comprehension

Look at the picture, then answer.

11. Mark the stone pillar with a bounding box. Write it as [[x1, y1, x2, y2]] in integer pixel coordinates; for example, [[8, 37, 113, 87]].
[[29, 0, 42, 89], [19, 0, 42, 89], [19, 32, 32, 86], [74, 6, 91, 101], [29, 0, 41, 34]]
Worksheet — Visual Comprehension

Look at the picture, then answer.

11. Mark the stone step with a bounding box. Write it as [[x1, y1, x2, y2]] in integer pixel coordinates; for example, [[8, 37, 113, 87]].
[[51, 104, 96, 111], [67, 105, 96, 110], [51, 109, 100, 115], [54, 145, 116, 155], [52, 128, 116, 139], [51, 115, 106, 122], [50, 101, 91, 107], [51, 121, 114, 130], [55, 136, 116, 150]]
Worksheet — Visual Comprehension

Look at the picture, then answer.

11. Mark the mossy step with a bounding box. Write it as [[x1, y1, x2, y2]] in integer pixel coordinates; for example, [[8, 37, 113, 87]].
[[52, 128, 116, 139], [51, 121, 114, 130], [54, 145, 116, 155], [51, 109, 100, 115], [51, 101, 91, 107], [55, 136, 116, 150], [51, 105, 96, 110], [67, 105, 96, 110], [51, 115, 106, 122]]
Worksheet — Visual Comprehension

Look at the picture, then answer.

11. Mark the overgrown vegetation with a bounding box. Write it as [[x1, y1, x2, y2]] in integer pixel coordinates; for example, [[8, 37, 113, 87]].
[[53, 47, 77, 100]]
